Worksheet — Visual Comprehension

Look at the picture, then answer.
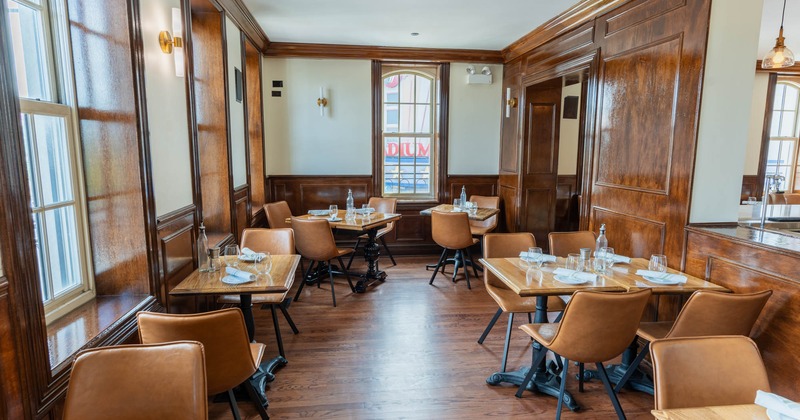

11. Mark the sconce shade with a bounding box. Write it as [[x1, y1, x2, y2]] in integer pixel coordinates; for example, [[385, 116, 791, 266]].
[[763, 0, 796, 69]]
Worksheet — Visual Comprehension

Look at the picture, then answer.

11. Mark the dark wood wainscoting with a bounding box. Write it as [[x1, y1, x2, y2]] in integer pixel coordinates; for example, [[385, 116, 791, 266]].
[[685, 225, 800, 399], [234, 185, 249, 241], [741, 175, 760, 202], [156, 205, 198, 313], [267, 175, 499, 254]]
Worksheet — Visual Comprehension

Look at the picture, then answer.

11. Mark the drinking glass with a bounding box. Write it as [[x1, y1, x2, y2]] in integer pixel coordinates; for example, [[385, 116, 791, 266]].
[[748, 196, 758, 204], [453, 199, 461, 210], [361, 204, 372, 220], [528, 247, 544, 268], [594, 247, 614, 273], [224, 244, 240, 268], [649, 254, 667, 272], [329, 204, 338, 219], [257, 252, 272, 275], [566, 253, 582, 271]]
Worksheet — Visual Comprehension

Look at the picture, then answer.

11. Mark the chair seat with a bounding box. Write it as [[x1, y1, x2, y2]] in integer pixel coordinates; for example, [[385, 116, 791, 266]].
[[637, 321, 674, 342], [336, 247, 353, 257], [470, 225, 495, 236], [218, 292, 288, 305], [249, 342, 266, 366], [520, 322, 559, 347]]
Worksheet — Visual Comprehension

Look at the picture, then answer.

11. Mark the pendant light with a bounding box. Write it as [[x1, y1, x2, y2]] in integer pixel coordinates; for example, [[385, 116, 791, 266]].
[[763, 0, 796, 69]]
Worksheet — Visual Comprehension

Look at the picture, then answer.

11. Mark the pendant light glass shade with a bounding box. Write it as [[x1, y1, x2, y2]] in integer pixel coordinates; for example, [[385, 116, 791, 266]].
[[763, 0, 796, 69]]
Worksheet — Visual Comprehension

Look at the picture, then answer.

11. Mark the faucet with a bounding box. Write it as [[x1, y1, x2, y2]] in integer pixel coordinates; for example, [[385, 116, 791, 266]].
[[760, 173, 786, 228]]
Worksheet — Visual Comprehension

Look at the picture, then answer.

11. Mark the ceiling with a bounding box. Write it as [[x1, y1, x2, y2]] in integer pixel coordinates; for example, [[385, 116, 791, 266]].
[[241, 0, 577, 50]]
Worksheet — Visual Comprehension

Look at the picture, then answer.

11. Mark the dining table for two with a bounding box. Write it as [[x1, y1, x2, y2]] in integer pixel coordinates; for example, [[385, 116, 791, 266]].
[[480, 256, 727, 412]]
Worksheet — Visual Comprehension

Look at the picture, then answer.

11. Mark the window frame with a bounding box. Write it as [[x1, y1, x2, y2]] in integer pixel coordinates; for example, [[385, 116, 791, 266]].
[[372, 61, 449, 203], [766, 81, 800, 191]]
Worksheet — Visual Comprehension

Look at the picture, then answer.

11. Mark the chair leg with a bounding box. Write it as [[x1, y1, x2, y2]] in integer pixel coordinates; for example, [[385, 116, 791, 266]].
[[596, 362, 627, 420], [279, 298, 299, 334], [465, 246, 479, 278], [478, 307, 503, 344], [556, 357, 570, 420], [242, 381, 270, 420], [461, 250, 471, 289], [429, 249, 448, 285], [337, 256, 356, 292], [500, 313, 514, 372], [227, 389, 242, 420], [269, 304, 285, 358], [516, 345, 548, 398], [346, 237, 362, 270], [380, 236, 397, 266], [327, 261, 337, 307], [452, 251, 462, 283], [579, 363, 585, 392], [293, 259, 316, 302], [614, 341, 650, 394]]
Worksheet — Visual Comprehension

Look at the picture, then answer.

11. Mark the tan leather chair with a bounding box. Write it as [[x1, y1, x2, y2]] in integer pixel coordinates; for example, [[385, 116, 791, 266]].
[[264, 201, 293, 229], [292, 217, 355, 307], [650, 336, 770, 410], [347, 197, 397, 269], [516, 289, 652, 419], [218, 228, 299, 358], [63, 341, 208, 420], [137, 308, 269, 420], [478, 233, 566, 373], [548, 230, 596, 256], [769, 192, 784, 204], [429, 211, 480, 289], [614, 289, 772, 392], [785, 193, 800, 204], [468, 195, 500, 236]]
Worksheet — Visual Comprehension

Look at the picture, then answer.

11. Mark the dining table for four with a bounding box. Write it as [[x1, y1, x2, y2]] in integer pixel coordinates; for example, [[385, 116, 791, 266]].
[[480, 255, 728, 412]]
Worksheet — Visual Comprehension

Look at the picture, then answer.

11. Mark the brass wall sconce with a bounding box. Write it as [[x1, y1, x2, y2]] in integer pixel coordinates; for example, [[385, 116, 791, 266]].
[[158, 30, 182, 54], [505, 87, 518, 118], [317, 86, 328, 116], [158, 8, 185, 77]]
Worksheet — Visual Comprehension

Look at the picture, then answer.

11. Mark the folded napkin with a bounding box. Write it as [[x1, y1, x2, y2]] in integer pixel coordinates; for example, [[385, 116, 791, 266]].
[[593, 252, 631, 264], [225, 267, 255, 282], [519, 252, 557, 263], [755, 390, 800, 418], [354, 207, 375, 214], [553, 268, 598, 282], [635, 270, 687, 284], [241, 247, 266, 260], [308, 209, 330, 216]]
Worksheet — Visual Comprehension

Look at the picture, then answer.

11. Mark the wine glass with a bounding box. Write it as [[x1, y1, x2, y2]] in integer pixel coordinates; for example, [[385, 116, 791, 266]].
[[528, 247, 544, 268], [594, 247, 615, 272], [362, 203, 372, 220], [329, 204, 338, 220], [649, 254, 667, 272], [566, 253, 582, 271], [224, 244, 240, 268], [257, 252, 272, 275]]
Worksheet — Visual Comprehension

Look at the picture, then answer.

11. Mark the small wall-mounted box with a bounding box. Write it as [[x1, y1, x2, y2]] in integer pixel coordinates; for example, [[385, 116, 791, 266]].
[[467, 74, 492, 85]]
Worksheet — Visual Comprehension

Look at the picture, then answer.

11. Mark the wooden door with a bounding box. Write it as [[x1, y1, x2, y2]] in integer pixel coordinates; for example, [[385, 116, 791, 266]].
[[520, 79, 562, 248]]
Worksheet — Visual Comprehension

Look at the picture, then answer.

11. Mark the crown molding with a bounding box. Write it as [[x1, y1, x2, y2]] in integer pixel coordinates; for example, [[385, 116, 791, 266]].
[[265, 42, 503, 63], [216, 0, 270, 52]]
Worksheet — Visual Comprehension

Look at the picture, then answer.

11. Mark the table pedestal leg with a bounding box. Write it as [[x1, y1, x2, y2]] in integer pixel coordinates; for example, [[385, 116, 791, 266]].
[[581, 339, 654, 394], [354, 228, 386, 293]]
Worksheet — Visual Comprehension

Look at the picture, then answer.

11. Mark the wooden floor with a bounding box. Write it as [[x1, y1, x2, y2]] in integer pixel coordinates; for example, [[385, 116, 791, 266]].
[[209, 256, 654, 419]]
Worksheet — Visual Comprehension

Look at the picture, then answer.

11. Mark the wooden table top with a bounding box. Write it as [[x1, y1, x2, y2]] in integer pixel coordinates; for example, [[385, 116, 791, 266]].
[[651, 404, 768, 419], [288, 211, 402, 232], [170, 255, 300, 296], [419, 204, 500, 221], [479, 257, 728, 297]]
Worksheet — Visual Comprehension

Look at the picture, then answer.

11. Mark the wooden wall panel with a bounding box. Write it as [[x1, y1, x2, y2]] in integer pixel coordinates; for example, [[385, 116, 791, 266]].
[[447, 175, 498, 203], [500, 60, 522, 174], [593, 207, 666, 258], [555, 175, 578, 232], [234, 186, 249, 241], [498, 180, 518, 233], [0, 280, 24, 418], [189, 5, 233, 240], [685, 226, 800, 399], [244, 39, 266, 216], [268, 176, 373, 215], [156, 205, 197, 313], [742, 175, 760, 202]]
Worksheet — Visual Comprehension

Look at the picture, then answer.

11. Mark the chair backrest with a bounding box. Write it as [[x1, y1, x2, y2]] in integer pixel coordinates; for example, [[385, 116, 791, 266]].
[[768, 193, 784, 204], [137, 308, 256, 395], [63, 341, 208, 420], [431, 211, 474, 249], [291, 216, 339, 261], [548, 231, 596, 257], [548, 289, 652, 363], [241, 228, 295, 255], [469, 195, 500, 232], [264, 201, 293, 229], [650, 336, 770, 410], [484, 233, 536, 289], [667, 290, 772, 338], [785, 193, 800, 204], [368, 196, 397, 233]]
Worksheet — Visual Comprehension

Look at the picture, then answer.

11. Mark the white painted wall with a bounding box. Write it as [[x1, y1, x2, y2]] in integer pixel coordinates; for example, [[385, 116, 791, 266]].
[[744, 73, 770, 175], [226, 17, 247, 187], [140, 0, 193, 216], [448, 63, 502, 174], [558, 81, 581, 175], [690, 0, 764, 223], [263, 58, 374, 175]]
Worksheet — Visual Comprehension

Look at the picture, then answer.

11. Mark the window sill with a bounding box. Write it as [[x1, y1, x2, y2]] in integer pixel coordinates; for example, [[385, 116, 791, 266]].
[[46, 294, 149, 370]]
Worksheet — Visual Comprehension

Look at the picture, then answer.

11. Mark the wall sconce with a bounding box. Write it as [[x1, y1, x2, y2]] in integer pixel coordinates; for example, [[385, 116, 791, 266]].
[[763, 0, 795, 69], [317, 86, 328, 116], [505, 87, 518, 118], [158, 8, 184, 77], [466, 65, 492, 84]]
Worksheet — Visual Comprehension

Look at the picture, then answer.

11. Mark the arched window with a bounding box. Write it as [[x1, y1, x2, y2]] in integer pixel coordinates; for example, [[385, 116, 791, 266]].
[[767, 81, 800, 191]]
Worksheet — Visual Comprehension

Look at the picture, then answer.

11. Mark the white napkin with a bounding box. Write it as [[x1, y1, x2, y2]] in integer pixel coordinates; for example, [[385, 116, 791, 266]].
[[519, 252, 557, 263], [225, 267, 255, 282], [308, 209, 330, 216], [593, 252, 631, 264], [635, 270, 687, 284], [755, 390, 800, 419], [241, 247, 266, 260], [553, 268, 598, 282]]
